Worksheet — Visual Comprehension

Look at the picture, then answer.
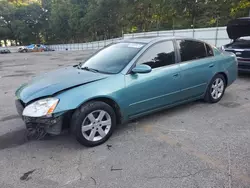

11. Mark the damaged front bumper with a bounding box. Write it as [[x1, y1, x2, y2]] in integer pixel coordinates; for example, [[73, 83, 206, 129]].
[[23, 116, 63, 135], [15, 99, 64, 135]]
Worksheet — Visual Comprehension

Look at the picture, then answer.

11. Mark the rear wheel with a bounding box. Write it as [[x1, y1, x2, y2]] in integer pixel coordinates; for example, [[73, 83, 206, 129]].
[[205, 74, 226, 103], [71, 101, 116, 147]]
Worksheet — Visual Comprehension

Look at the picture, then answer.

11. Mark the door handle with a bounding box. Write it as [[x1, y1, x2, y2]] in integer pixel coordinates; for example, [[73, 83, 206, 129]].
[[209, 64, 214, 68], [173, 73, 179, 77]]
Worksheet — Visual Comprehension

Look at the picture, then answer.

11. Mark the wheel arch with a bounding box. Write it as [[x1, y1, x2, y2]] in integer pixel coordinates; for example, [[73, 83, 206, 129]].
[[217, 72, 228, 87], [69, 96, 123, 134], [87, 97, 122, 125], [204, 72, 228, 99], [207, 72, 228, 89], [73, 96, 123, 126]]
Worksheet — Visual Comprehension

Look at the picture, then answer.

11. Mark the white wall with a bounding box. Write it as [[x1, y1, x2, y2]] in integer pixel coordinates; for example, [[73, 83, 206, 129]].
[[47, 38, 123, 51], [47, 27, 230, 51], [123, 27, 231, 47], [4, 27, 230, 52]]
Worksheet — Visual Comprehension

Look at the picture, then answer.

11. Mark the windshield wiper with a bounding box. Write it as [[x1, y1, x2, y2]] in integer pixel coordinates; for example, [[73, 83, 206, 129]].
[[77, 62, 83, 69], [81, 66, 100, 73]]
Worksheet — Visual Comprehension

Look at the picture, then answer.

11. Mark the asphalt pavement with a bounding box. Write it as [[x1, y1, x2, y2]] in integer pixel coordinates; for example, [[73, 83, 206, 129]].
[[0, 51, 250, 188]]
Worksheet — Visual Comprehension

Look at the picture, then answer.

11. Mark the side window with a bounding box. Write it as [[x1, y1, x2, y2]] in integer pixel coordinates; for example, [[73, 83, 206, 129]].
[[205, 43, 214, 57], [177, 40, 207, 62], [137, 41, 176, 69]]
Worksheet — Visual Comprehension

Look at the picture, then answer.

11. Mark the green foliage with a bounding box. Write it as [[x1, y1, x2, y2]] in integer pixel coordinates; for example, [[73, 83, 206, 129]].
[[0, 0, 250, 45], [231, 0, 250, 17]]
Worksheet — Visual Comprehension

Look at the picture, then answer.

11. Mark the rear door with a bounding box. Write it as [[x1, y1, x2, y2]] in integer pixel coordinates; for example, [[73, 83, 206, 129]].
[[124, 40, 182, 117], [176, 40, 216, 100]]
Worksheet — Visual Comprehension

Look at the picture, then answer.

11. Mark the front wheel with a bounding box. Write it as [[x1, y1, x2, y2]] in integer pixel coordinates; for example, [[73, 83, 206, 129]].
[[71, 101, 116, 147], [204, 74, 226, 103]]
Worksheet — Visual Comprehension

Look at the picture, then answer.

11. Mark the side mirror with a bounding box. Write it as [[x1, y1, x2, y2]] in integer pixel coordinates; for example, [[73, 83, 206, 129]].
[[132, 64, 152, 74]]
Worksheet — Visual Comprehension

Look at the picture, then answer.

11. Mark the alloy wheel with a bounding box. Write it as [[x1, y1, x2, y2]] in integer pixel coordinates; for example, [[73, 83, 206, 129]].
[[81, 110, 112, 142], [211, 78, 224, 100]]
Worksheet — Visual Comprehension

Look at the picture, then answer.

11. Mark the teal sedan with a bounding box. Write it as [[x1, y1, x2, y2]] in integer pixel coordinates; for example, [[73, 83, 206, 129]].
[[15, 37, 238, 147]]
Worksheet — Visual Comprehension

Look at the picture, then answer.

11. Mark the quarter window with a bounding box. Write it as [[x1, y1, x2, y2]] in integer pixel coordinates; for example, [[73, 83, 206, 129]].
[[137, 41, 176, 69], [177, 40, 207, 62], [205, 43, 214, 57]]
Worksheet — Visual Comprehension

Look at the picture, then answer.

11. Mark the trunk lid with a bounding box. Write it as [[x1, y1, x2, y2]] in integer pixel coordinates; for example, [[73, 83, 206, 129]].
[[227, 17, 250, 40]]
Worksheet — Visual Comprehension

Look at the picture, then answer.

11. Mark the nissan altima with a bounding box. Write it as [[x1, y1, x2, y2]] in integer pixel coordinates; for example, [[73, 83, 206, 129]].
[[15, 36, 238, 147]]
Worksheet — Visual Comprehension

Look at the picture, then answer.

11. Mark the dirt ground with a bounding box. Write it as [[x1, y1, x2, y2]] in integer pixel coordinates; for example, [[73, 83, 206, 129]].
[[0, 51, 250, 188]]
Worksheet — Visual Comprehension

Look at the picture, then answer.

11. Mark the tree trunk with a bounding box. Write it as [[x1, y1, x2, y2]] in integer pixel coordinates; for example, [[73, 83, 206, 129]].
[[4, 39, 7, 47], [36, 33, 40, 44]]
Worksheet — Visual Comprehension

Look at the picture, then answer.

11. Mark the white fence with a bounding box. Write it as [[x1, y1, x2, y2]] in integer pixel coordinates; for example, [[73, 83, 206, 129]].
[[47, 27, 231, 51], [47, 38, 123, 51], [3, 26, 231, 52], [123, 27, 231, 47]]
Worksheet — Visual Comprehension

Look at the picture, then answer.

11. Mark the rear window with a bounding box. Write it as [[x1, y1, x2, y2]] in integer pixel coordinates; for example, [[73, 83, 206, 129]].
[[177, 40, 207, 62]]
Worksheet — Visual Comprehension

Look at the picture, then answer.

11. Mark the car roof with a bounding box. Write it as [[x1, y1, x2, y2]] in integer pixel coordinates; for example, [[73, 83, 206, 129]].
[[120, 36, 197, 44]]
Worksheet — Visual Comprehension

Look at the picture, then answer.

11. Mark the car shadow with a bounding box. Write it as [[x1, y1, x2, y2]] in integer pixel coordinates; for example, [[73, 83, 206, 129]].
[[238, 72, 250, 80], [115, 100, 203, 135], [0, 128, 28, 150], [0, 125, 82, 150], [0, 101, 201, 151]]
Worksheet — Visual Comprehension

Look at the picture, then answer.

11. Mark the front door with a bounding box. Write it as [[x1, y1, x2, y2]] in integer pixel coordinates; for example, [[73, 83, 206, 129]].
[[124, 41, 182, 117]]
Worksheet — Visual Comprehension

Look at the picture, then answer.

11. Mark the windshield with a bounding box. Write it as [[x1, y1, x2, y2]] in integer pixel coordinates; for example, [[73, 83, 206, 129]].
[[81, 42, 145, 74]]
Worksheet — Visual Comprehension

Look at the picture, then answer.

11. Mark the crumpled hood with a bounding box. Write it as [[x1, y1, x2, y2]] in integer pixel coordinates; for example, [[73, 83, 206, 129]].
[[227, 17, 250, 39], [16, 66, 108, 103]]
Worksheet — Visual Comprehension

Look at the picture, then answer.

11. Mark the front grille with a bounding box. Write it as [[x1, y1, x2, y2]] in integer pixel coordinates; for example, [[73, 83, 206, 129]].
[[225, 49, 250, 58], [23, 116, 58, 125], [239, 64, 250, 70], [238, 58, 250, 62], [240, 51, 250, 58]]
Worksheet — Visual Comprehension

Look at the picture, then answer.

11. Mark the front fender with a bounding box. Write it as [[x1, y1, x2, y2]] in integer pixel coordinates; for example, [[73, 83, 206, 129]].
[[53, 74, 125, 114]]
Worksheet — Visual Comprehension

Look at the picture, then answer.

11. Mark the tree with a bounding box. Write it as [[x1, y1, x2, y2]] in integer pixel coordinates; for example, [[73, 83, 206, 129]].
[[231, 0, 250, 17], [1, 0, 250, 45]]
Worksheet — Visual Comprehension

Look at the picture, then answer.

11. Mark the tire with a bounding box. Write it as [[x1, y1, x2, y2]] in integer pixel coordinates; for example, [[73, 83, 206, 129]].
[[71, 101, 116, 147], [204, 74, 226, 103]]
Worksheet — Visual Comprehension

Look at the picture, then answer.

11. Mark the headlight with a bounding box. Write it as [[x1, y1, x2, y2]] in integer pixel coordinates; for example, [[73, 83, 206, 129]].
[[23, 98, 59, 117]]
